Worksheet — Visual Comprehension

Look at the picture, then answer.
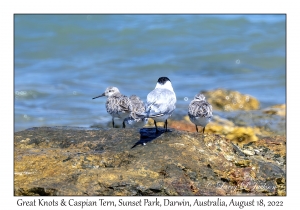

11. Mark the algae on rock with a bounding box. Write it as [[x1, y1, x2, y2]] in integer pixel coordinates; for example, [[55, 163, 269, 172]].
[[202, 89, 260, 111]]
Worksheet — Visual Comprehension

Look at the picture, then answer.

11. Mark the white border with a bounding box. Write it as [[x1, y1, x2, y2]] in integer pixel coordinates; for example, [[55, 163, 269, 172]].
[[3, 0, 298, 209]]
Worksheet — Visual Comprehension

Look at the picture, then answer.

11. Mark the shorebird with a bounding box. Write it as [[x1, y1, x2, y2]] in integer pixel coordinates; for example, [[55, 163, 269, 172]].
[[92, 86, 132, 128], [188, 93, 213, 133], [124, 95, 148, 128], [139, 77, 176, 133]]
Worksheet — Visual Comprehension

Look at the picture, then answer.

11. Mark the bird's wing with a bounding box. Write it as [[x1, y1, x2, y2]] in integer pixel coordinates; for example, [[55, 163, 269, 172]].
[[119, 96, 132, 112], [189, 101, 212, 118], [146, 88, 176, 117], [108, 95, 132, 112]]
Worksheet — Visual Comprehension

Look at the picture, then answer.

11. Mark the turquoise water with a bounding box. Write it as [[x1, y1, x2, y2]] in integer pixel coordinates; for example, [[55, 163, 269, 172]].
[[14, 14, 286, 131]]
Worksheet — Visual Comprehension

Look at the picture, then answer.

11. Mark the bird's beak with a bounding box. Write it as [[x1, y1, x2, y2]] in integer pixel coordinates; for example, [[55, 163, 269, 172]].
[[92, 93, 105, 99]]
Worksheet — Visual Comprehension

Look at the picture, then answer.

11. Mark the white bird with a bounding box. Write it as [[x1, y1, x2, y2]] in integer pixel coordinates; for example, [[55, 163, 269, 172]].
[[188, 93, 213, 133], [124, 95, 148, 128], [92, 86, 132, 128], [140, 77, 176, 133]]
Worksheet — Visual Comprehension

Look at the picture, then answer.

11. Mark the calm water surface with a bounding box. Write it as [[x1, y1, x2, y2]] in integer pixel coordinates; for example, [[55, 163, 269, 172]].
[[14, 14, 286, 131]]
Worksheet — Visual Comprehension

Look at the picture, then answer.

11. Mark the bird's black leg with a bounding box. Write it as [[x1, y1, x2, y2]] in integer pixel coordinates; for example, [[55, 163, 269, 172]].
[[112, 119, 115, 128], [202, 126, 205, 134], [195, 125, 198, 133], [165, 120, 168, 132], [123, 121, 125, 128], [154, 120, 159, 133]]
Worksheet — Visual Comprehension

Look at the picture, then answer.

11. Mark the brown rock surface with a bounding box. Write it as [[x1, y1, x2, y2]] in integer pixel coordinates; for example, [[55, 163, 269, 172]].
[[14, 127, 285, 196]]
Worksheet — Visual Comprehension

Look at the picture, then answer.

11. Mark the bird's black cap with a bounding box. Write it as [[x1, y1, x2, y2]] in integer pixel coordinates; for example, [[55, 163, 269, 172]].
[[157, 77, 170, 84]]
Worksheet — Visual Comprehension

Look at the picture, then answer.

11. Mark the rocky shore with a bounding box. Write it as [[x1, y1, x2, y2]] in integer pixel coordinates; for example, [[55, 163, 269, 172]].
[[14, 127, 285, 196], [14, 89, 286, 196]]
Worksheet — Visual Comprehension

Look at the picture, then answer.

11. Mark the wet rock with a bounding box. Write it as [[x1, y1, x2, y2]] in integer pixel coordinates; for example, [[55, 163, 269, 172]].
[[14, 127, 285, 196], [202, 89, 260, 111], [219, 108, 286, 136]]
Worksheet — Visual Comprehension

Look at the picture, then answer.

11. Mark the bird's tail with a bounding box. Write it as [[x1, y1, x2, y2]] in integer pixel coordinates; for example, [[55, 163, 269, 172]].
[[136, 111, 164, 119], [136, 112, 148, 118]]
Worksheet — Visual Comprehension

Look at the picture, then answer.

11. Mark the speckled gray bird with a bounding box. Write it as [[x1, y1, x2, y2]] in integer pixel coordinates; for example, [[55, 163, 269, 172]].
[[124, 95, 148, 128], [93, 86, 132, 128], [188, 93, 213, 133]]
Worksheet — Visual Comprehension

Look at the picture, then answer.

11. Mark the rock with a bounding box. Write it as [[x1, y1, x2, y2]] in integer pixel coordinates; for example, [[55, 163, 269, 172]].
[[210, 115, 235, 127], [14, 127, 285, 196], [202, 89, 260, 111], [166, 105, 285, 138], [169, 116, 258, 146], [226, 127, 258, 146], [241, 149, 255, 156], [218, 105, 286, 136], [262, 104, 286, 117]]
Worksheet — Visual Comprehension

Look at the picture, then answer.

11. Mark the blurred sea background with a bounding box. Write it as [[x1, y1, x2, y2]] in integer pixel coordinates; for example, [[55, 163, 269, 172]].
[[14, 14, 286, 132]]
